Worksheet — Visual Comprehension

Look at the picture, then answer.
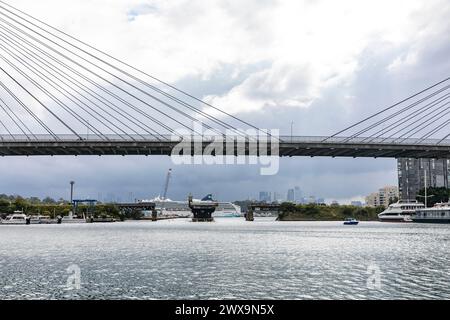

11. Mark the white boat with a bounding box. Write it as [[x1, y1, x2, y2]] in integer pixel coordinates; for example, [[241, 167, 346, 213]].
[[412, 203, 450, 223], [29, 215, 58, 224], [60, 212, 86, 224], [1, 211, 29, 225], [378, 200, 425, 222], [343, 218, 359, 225]]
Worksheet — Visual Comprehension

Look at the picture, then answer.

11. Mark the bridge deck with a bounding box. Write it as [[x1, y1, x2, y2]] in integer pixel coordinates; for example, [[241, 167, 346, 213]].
[[1, 135, 450, 158]]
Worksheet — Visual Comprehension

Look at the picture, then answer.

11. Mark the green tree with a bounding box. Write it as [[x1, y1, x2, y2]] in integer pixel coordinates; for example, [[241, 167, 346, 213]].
[[42, 196, 56, 204], [388, 196, 399, 205], [280, 202, 297, 213], [303, 204, 320, 215], [416, 187, 450, 207], [0, 199, 10, 215], [13, 197, 28, 212], [28, 197, 41, 204], [342, 206, 354, 218]]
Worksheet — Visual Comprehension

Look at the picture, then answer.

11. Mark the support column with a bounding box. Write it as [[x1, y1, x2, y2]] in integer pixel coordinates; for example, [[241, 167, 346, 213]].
[[152, 209, 158, 221], [245, 210, 254, 221], [188, 195, 217, 222]]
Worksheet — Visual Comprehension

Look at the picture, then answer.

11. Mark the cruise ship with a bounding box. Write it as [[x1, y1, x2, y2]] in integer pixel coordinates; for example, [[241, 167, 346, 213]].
[[412, 203, 450, 223], [146, 195, 242, 218], [378, 200, 425, 222]]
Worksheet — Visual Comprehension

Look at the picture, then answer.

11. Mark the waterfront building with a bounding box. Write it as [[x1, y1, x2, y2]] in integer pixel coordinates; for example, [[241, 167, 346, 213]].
[[294, 186, 302, 203], [398, 158, 450, 201], [366, 193, 381, 207], [379, 186, 398, 207], [365, 186, 399, 208]]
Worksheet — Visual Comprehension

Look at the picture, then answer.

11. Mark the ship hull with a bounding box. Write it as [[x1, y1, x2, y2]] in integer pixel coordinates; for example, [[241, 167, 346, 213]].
[[412, 219, 450, 224], [379, 217, 411, 223]]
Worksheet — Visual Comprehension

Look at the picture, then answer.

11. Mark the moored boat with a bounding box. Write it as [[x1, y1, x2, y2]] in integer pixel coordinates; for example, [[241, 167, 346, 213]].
[[412, 203, 450, 223], [343, 218, 359, 225], [86, 216, 116, 223], [60, 212, 86, 224], [378, 200, 424, 222], [1, 211, 29, 225], [29, 215, 59, 224]]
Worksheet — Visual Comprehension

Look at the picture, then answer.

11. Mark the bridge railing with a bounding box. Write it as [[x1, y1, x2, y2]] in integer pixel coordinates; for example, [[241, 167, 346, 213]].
[[279, 136, 450, 146], [1, 134, 450, 146]]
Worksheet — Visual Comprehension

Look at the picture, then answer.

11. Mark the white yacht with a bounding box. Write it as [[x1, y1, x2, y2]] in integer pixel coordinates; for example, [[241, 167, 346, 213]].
[[1, 211, 29, 225], [378, 200, 425, 222], [60, 212, 86, 224], [412, 203, 450, 223], [29, 215, 58, 224]]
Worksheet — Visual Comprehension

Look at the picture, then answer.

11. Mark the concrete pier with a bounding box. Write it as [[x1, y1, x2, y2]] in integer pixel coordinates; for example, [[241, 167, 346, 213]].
[[245, 210, 254, 221], [188, 195, 218, 222]]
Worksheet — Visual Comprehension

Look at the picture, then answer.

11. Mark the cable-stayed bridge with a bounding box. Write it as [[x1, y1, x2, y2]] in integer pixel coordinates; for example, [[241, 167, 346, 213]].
[[0, 1, 450, 159], [2, 135, 450, 159]]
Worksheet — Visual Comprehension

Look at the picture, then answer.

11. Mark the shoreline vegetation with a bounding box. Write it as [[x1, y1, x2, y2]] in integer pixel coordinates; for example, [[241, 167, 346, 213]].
[[277, 203, 385, 221]]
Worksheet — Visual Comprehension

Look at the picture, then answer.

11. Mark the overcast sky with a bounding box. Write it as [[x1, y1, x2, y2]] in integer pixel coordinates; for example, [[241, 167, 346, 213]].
[[1, 0, 449, 203]]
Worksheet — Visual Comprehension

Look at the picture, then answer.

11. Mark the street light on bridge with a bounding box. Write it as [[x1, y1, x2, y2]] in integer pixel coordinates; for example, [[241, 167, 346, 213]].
[[291, 121, 294, 142], [70, 181, 75, 204]]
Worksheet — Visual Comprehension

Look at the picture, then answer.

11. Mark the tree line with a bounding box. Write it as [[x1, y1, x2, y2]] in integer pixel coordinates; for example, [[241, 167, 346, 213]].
[[278, 203, 386, 221], [416, 187, 450, 207]]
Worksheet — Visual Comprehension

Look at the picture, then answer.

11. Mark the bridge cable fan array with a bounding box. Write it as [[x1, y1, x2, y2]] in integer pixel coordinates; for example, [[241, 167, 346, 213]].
[[0, 0, 266, 142], [325, 76, 450, 145]]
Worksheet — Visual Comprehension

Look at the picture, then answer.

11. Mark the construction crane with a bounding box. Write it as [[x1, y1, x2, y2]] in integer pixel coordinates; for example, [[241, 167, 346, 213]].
[[160, 169, 172, 215], [162, 169, 172, 201]]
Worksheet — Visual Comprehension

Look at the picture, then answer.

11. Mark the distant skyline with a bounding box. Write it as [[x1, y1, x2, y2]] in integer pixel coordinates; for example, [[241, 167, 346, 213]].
[[0, 156, 395, 204], [1, 0, 449, 203]]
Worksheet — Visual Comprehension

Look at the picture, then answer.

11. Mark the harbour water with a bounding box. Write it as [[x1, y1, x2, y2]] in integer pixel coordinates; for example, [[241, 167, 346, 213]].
[[0, 218, 449, 300]]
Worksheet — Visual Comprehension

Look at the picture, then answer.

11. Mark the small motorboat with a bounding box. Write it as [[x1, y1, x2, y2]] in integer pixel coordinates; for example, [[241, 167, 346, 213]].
[[343, 218, 359, 225]]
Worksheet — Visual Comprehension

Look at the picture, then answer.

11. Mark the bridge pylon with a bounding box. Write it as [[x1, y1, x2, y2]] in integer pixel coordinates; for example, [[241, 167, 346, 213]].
[[188, 194, 217, 222]]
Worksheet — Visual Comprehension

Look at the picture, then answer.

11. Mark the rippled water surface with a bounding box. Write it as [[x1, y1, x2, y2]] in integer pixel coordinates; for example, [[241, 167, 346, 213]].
[[0, 218, 449, 299]]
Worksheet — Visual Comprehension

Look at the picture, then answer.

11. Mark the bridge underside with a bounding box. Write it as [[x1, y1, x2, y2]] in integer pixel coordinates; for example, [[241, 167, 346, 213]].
[[279, 142, 450, 159], [1, 139, 450, 159]]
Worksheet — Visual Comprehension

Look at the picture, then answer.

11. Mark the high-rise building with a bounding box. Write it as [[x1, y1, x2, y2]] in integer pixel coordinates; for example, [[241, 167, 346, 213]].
[[287, 189, 295, 202], [365, 193, 381, 207], [294, 186, 302, 203], [365, 186, 399, 208], [273, 192, 284, 203], [379, 186, 398, 206], [398, 158, 450, 201], [259, 191, 272, 203]]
